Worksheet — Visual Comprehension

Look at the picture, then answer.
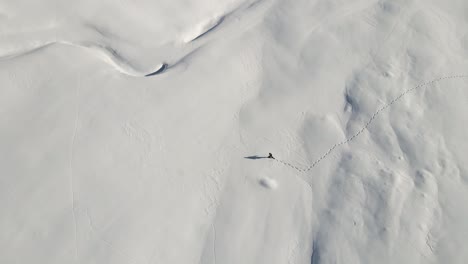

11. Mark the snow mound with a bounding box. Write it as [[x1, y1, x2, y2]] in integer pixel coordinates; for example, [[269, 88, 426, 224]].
[[259, 177, 278, 189]]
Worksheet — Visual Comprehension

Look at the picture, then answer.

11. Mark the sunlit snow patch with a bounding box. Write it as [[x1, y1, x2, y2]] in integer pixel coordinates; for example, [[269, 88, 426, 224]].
[[259, 177, 278, 189]]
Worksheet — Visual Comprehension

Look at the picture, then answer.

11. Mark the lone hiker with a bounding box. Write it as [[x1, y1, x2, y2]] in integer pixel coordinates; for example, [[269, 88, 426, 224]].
[[268, 153, 275, 159]]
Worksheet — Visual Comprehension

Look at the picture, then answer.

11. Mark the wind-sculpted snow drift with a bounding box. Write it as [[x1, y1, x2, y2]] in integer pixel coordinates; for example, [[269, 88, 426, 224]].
[[2, 0, 468, 264], [0, 40, 167, 77]]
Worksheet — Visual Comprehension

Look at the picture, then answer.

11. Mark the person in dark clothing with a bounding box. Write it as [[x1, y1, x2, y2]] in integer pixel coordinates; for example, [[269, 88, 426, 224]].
[[268, 153, 274, 159]]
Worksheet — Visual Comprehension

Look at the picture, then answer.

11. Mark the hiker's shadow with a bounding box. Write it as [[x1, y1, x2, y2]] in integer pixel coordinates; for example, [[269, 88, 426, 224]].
[[244, 155, 268, 160]]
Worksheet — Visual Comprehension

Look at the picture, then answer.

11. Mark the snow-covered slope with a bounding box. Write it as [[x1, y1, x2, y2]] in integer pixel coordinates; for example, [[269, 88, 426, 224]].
[[2, 0, 468, 263]]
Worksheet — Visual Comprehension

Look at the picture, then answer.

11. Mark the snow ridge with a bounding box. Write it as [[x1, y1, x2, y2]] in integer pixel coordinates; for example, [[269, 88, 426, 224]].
[[0, 40, 167, 77]]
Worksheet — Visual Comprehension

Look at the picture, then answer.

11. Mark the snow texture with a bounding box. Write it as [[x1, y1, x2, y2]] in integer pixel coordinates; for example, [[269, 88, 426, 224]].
[[2, 0, 468, 263]]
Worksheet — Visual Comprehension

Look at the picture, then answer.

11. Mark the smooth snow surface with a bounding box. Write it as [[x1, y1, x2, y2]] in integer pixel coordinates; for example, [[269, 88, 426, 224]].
[[2, 0, 468, 263]]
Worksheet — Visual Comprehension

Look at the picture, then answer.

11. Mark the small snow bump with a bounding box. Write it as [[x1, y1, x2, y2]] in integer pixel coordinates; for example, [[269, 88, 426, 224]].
[[259, 177, 278, 190]]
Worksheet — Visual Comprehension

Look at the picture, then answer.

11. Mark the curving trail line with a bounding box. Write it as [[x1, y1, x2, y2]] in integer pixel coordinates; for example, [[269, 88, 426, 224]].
[[0, 40, 167, 77], [274, 74, 468, 172]]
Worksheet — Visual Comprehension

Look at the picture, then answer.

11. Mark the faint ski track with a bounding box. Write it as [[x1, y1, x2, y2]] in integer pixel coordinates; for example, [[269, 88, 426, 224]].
[[274, 74, 468, 173], [70, 74, 80, 263], [212, 223, 218, 264], [84, 208, 151, 264]]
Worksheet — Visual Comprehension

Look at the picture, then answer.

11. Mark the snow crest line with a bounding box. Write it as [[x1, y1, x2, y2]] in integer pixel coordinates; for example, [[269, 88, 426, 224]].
[[0, 41, 167, 77], [274, 74, 468, 172]]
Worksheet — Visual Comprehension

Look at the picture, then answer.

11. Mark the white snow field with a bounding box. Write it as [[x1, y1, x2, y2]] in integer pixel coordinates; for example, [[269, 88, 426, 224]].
[[2, 0, 468, 263]]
